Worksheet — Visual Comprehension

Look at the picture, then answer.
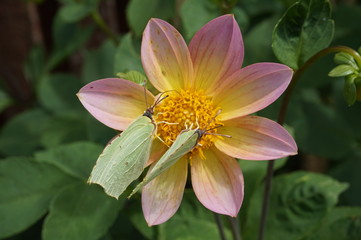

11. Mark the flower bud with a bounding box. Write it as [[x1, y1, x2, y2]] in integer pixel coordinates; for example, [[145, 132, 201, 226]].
[[329, 47, 361, 106]]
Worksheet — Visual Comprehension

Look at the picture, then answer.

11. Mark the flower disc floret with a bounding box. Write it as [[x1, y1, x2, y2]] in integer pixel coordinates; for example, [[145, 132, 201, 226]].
[[154, 90, 222, 152]]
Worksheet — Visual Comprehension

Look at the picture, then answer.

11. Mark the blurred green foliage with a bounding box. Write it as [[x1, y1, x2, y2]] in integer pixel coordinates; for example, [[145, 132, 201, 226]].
[[1, 0, 361, 239]]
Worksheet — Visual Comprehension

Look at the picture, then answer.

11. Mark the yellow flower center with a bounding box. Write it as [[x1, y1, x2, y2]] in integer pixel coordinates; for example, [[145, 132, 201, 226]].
[[154, 90, 222, 156]]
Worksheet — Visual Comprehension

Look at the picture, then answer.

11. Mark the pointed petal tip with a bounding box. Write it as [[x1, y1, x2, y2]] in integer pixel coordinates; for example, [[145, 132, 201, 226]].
[[290, 144, 298, 156], [147, 18, 156, 26], [283, 133, 298, 157], [191, 149, 244, 218], [76, 78, 154, 130], [225, 210, 239, 218], [210, 205, 240, 217], [148, 17, 161, 23], [144, 203, 180, 226], [216, 116, 298, 160], [216, 14, 236, 21], [145, 216, 166, 227], [142, 158, 188, 227], [189, 13, 244, 92]]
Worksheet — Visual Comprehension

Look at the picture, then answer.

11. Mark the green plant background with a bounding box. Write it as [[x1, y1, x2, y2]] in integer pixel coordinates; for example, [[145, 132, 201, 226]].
[[0, 0, 361, 239]]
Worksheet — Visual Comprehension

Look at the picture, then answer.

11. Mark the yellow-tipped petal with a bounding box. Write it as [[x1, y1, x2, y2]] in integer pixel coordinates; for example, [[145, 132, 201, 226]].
[[214, 63, 293, 120], [191, 147, 244, 217], [142, 156, 188, 226], [77, 78, 154, 131], [142, 18, 193, 92], [189, 15, 244, 93], [215, 115, 298, 160]]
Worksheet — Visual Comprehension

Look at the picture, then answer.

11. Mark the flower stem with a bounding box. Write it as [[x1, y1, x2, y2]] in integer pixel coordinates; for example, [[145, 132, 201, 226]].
[[257, 160, 275, 240], [257, 45, 359, 240], [228, 216, 242, 240], [91, 10, 119, 45], [214, 213, 227, 240]]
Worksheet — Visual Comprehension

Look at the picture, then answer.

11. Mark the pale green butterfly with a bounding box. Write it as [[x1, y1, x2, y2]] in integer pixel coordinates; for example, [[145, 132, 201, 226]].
[[88, 92, 168, 199], [128, 125, 231, 198]]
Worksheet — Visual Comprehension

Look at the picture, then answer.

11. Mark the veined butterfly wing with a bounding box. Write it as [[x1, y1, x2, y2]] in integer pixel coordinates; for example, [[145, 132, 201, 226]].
[[88, 115, 155, 199], [129, 129, 201, 198]]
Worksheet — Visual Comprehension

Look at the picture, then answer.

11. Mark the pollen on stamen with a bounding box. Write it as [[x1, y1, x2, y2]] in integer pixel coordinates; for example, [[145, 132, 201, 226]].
[[154, 90, 222, 156]]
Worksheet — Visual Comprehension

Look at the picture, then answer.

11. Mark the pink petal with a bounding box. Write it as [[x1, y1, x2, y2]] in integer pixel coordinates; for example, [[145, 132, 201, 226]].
[[191, 147, 244, 217], [77, 78, 154, 131], [215, 115, 298, 160], [142, 156, 188, 226], [189, 14, 244, 93], [142, 18, 193, 92], [214, 63, 293, 121]]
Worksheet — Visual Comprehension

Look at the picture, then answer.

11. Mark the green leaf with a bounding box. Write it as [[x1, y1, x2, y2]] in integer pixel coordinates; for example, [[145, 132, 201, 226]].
[[114, 33, 143, 74], [343, 75, 357, 106], [37, 73, 83, 114], [239, 155, 289, 225], [0, 157, 75, 238], [116, 71, 147, 85], [290, 89, 354, 158], [115, 70, 156, 93], [47, 12, 93, 71], [238, 0, 283, 17], [43, 183, 122, 240], [0, 89, 12, 113], [296, 52, 336, 88], [59, 0, 99, 23], [232, 7, 250, 32], [244, 171, 348, 240], [0, 109, 50, 156], [334, 52, 358, 69], [40, 115, 88, 148], [127, 199, 157, 239], [180, 0, 219, 41], [24, 45, 46, 84], [107, 207, 148, 240], [328, 64, 356, 77], [243, 16, 279, 65], [329, 150, 361, 206], [306, 207, 361, 240], [333, 80, 361, 139], [86, 115, 116, 146], [333, 5, 361, 40], [126, 0, 176, 37], [35, 142, 103, 180], [356, 80, 361, 101], [82, 40, 117, 84], [272, 0, 334, 69]]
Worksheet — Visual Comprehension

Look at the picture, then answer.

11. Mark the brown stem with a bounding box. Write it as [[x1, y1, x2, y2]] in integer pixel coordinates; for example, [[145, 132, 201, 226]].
[[228, 216, 242, 240], [214, 213, 227, 240], [27, 2, 44, 45]]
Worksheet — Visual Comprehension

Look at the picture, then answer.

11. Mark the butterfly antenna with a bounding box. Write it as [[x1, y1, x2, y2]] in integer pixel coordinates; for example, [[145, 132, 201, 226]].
[[153, 94, 169, 108], [204, 124, 231, 138], [205, 124, 224, 132]]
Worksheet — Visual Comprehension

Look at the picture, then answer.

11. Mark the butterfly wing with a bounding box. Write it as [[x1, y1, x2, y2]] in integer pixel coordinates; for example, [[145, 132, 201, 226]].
[[88, 116, 155, 199], [129, 129, 199, 197]]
